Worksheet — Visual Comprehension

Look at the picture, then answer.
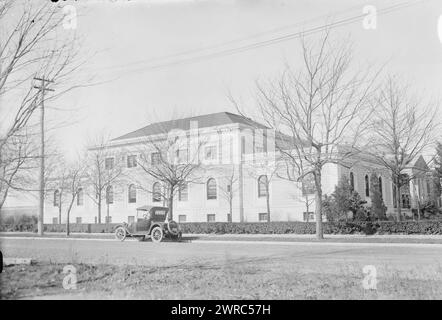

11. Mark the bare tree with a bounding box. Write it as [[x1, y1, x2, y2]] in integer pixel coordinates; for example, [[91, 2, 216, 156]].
[[135, 126, 205, 220], [367, 77, 439, 220], [0, 130, 38, 208], [217, 165, 238, 222], [63, 160, 85, 236], [0, 1, 85, 231], [236, 33, 380, 239], [86, 134, 125, 224]]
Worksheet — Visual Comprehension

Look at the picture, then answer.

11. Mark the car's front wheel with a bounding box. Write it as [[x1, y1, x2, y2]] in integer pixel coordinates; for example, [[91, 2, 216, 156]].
[[115, 226, 126, 241], [151, 226, 163, 243]]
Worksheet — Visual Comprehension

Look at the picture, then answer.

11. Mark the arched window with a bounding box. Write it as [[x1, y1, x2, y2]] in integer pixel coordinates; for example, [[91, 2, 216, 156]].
[[54, 190, 60, 207], [128, 184, 136, 203], [106, 185, 114, 204], [378, 177, 383, 199], [365, 175, 370, 197], [152, 182, 161, 202], [207, 178, 217, 200], [349, 172, 355, 191], [258, 175, 268, 198], [77, 188, 84, 206]]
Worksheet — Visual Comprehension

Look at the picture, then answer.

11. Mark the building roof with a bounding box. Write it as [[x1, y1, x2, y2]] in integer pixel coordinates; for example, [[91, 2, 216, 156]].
[[112, 112, 269, 141]]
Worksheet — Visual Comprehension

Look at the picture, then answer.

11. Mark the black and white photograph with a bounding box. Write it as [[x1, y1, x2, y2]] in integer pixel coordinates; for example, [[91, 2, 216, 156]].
[[1, 0, 442, 304]]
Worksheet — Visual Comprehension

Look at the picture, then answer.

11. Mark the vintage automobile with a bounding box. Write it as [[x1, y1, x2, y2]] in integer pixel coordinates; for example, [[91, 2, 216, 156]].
[[114, 205, 182, 243]]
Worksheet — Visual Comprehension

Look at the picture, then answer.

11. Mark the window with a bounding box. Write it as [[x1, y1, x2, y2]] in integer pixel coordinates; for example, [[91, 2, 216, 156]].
[[152, 182, 161, 202], [128, 184, 137, 203], [53, 190, 60, 207], [106, 185, 114, 204], [127, 155, 137, 168], [179, 183, 188, 201], [227, 213, 232, 222], [178, 215, 187, 223], [105, 216, 112, 223], [105, 157, 114, 170], [303, 212, 315, 222], [204, 146, 217, 160], [302, 175, 315, 196], [52, 217, 58, 224], [349, 172, 355, 191], [258, 212, 269, 222], [378, 177, 383, 199], [76, 217, 82, 224], [128, 216, 135, 224], [258, 175, 268, 198], [176, 149, 188, 163], [227, 184, 231, 193], [365, 175, 370, 197], [77, 188, 84, 206], [207, 214, 216, 222], [393, 182, 397, 208], [151, 152, 161, 166], [207, 178, 217, 200], [402, 194, 411, 209]]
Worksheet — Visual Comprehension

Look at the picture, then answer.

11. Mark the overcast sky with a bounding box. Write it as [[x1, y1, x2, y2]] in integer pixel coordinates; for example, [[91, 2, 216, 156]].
[[3, 0, 442, 205]]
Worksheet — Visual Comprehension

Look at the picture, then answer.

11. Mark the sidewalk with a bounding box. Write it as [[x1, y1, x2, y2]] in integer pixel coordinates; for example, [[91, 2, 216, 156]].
[[2, 231, 442, 244]]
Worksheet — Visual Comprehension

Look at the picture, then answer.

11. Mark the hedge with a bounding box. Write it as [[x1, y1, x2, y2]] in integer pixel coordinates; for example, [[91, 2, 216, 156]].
[[179, 221, 442, 235], [8, 220, 442, 235]]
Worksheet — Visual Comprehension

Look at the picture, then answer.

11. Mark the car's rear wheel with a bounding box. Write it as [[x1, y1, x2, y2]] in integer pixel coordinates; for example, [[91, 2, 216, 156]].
[[151, 226, 163, 243], [115, 227, 126, 241]]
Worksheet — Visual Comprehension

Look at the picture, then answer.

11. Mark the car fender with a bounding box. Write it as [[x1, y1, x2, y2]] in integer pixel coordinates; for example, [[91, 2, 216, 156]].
[[149, 223, 163, 234]]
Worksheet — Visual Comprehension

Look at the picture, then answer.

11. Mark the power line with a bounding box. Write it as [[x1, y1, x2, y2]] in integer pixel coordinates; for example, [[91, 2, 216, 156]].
[[93, 0, 425, 79], [93, 1, 371, 73]]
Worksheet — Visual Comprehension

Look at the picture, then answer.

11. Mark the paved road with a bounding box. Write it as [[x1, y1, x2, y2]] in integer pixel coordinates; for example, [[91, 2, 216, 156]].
[[2, 237, 442, 277]]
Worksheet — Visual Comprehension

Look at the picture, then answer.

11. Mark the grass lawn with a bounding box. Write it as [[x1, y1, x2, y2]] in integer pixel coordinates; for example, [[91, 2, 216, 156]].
[[2, 259, 442, 299]]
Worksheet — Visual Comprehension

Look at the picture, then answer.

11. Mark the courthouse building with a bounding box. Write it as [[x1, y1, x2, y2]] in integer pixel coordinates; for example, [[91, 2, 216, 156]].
[[44, 112, 435, 224]]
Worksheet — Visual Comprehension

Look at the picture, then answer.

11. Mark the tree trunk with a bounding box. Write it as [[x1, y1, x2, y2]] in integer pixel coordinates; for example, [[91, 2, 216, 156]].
[[314, 171, 324, 240], [266, 189, 271, 222], [395, 183, 402, 221], [167, 187, 174, 220], [66, 199, 75, 236], [229, 196, 233, 222], [98, 195, 102, 224]]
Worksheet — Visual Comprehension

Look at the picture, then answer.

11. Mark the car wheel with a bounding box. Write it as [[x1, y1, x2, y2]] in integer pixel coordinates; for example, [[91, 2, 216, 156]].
[[151, 226, 163, 243], [115, 227, 126, 241]]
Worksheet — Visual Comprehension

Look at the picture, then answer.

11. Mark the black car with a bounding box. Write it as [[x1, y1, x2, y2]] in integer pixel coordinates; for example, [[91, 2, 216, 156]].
[[114, 206, 182, 243]]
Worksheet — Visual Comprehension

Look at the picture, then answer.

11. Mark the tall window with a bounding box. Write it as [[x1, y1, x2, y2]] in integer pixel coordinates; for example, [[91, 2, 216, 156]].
[[204, 146, 217, 160], [128, 184, 137, 203], [365, 175, 370, 197], [258, 175, 268, 198], [179, 183, 188, 201], [392, 182, 397, 208], [378, 177, 383, 199], [349, 172, 355, 191], [152, 182, 161, 202], [127, 155, 137, 168], [105, 157, 114, 170], [151, 152, 161, 166], [77, 188, 84, 206], [53, 190, 60, 207], [176, 149, 188, 163], [106, 185, 114, 204], [207, 178, 217, 200], [302, 175, 315, 196]]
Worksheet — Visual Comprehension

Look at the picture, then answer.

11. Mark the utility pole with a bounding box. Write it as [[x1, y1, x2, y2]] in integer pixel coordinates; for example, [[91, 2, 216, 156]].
[[34, 77, 54, 236]]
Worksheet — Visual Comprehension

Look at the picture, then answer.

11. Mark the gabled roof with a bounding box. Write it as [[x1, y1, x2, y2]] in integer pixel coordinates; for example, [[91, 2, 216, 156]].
[[113, 112, 269, 141]]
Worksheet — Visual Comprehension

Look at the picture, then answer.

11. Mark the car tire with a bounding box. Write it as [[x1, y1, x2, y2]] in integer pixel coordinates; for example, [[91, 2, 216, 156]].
[[115, 226, 126, 241], [151, 226, 163, 243]]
